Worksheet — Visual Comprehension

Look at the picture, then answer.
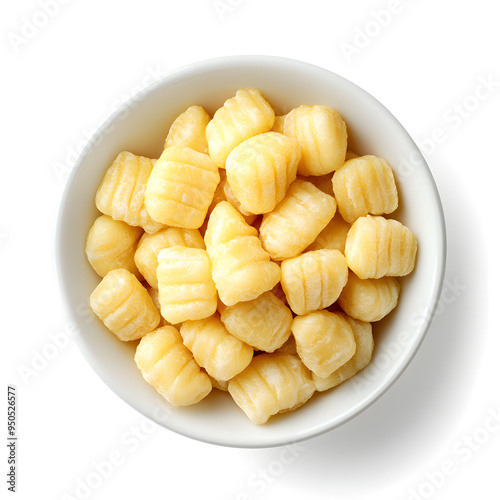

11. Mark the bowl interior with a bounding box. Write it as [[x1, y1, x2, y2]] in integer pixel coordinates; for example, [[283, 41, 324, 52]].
[[57, 56, 445, 448]]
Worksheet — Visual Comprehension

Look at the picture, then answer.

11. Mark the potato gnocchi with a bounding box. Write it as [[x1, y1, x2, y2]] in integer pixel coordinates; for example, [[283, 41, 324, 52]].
[[86, 215, 143, 278], [332, 155, 398, 223], [87, 87, 418, 424], [228, 353, 316, 424], [337, 271, 400, 322], [220, 290, 293, 352], [225, 131, 300, 214], [284, 104, 347, 176], [135, 326, 212, 406], [145, 146, 220, 228], [164, 105, 210, 155], [89, 268, 160, 341], [345, 215, 418, 279], [206, 88, 275, 168], [134, 227, 205, 289], [95, 151, 163, 233], [312, 313, 373, 391], [281, 249, 348, 315], [180, 313, 253, 381], [205, 201, 281, 306], [259, 179, 337, 261], [292, 310, 356, 378], [156, 246, 217, 324]]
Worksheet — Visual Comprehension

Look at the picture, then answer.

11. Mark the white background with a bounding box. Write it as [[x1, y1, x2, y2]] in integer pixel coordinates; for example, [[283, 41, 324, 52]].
[[2, 0, 499, 499]]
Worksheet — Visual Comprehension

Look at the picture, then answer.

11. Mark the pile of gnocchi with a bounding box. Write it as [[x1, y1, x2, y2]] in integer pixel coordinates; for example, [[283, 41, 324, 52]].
[[86, 88, 418, 424]]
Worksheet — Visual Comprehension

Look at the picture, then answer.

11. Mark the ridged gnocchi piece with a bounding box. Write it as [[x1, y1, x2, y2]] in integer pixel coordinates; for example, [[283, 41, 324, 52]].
[[281, 249, 348, 315], [259, 179, 337, 261], [345, 215, 418, 279], [95, 151, 163, 233], [283, 105, 347, 176], [145, 146, 220, 228], [164, 105, 210, 155], [313, 313, 373, 391], [337, 271, 400, 322], [89, 268, 160, 341], [135, 326, 212, 406], [85, 215, 143, 278], [180, 314, 253, 381], [134, 227, 205, 289], [306, 213, 351, 253], [156, 246, 217, 324], [205, 202, 281, 306], [220, 291, 293, 352], [332, 155, 399, 223], [228, 353, 315, 424], [226, 132, 300, 214], [292, 310, 356, 378], [206, 88, 275, 168]]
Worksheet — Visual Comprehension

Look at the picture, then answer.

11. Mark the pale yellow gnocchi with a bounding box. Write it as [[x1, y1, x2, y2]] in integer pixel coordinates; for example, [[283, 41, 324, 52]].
[[85, 215, 143, 278], [281, 249, 348, 315], [284, 105, 347, 176], [259, 179, 337, 260], [89, 268, 160, 341], [228, 353, 315, 424], [292, 311, 356, 378], [145, 146, 220, 228], [345, 215, 418, 279], [313, 313, 373, 391], [337, 271, 400, 322], [135, 326, 212, 406], [134, 227, 205, 289], [225, 131, 300, 214], [156, 246, 217, 324], [220, 290, 293, 352], [95, 151, 163, 233], [204, 201, 281, 306], [332, 155, 398, 223], [206, 88, 275, 168], [164, 105, 210, 154], [180, 314, 253, 381]]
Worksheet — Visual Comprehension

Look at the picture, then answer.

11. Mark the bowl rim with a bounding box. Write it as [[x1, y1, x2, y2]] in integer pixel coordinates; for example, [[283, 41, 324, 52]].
[[56, 55, 447, 448]]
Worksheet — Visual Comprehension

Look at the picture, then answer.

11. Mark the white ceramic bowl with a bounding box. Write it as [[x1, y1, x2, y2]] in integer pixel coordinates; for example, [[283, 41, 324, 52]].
[[56, 56, 446, 448]]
